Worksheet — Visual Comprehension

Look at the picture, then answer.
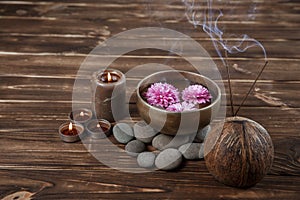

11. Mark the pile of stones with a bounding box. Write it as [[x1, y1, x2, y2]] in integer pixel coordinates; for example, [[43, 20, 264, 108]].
[[113, 121, 210, 171]]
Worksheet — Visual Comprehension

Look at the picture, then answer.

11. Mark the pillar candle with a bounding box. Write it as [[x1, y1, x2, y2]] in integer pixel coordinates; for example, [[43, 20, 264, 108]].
[[91, 69, 126, 122]]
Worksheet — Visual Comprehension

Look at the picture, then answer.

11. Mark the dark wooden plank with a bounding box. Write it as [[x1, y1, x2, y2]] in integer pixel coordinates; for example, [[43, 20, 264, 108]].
[[0, 75, 299, 108], [0, 14, 298, 39], [0, 169, 299, 200], [0, 0, 299, 23], [0, 100, 299, 138], [0, 35, 299, 60], [0, 0, 299, 42], [0, 54, 300, 82]]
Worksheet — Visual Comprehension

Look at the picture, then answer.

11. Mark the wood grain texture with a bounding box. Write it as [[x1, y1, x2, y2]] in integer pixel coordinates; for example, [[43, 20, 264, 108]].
[[0, 0, 299, 199]]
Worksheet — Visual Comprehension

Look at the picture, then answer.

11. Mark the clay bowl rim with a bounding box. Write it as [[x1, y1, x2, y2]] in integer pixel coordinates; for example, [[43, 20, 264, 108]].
[[136, 70, 221, 114]]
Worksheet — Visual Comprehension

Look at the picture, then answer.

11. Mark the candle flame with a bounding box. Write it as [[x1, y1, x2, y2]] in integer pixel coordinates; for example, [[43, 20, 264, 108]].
[[80, 111, 84, 116], [69, 122, 73, 131], [97, 124, 100, 128], [107, 72, 112, 82]]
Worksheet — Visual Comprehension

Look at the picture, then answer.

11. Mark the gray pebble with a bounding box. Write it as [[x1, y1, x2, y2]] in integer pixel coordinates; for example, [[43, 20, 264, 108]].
[[193, 125, 211, 143], [199, 143, 204, 159], [152, 134, 190, 150], [125, 140, 146, 157], [134, 121, 157, 143], [179, 143, 204, 160], [152, 134, 171, 150], [137, 152, 156, 168], [113, 123, 134, 144], [155, 148, 182, 170]]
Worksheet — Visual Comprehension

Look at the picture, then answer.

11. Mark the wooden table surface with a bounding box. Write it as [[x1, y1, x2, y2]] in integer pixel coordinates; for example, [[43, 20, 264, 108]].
[[0, 0, 299, 199]]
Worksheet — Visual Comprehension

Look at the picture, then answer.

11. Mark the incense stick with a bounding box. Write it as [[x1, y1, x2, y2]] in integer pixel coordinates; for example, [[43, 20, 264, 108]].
[[224, 50, 234, 116], [234, 61, 269, 116]]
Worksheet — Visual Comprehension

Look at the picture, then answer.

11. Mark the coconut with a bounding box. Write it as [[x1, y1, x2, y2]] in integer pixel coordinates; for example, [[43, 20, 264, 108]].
[[204, 116, 274, 188]]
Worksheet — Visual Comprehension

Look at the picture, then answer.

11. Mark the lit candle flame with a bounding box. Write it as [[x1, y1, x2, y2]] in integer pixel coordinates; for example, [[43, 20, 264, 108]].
[[107, 72, 112, 82], [80, 111, 84, 116], [97, 124, 100, 128], [69, 122, 73, 131]]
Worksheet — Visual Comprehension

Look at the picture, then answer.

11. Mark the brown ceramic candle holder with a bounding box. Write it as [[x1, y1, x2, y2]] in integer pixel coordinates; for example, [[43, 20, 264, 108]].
[[86, 119, 111, 139], [69, 108, 93, 124], [58, 122, 84, 143]]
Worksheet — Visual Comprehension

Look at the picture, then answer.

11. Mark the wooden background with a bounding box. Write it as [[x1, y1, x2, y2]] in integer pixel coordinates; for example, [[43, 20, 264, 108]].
[[0, 0, 299, 199]]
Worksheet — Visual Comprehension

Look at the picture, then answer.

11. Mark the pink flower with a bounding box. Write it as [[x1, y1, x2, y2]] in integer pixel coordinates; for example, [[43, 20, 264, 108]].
[[144, 82, 180, 108], [182, 84, 212, 104], [166, 102, 196, 112]]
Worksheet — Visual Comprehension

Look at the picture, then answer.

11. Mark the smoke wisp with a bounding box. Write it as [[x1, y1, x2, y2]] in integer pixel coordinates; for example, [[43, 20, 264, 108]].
[[182, 0, 267, 63]]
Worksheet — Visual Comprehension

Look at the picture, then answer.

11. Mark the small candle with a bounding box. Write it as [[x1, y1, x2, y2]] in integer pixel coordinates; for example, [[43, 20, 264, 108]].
[[92, 69, 126, 122], [58, 122, 84, 143], [69, 108, 93, 124], [86, 119, 111, 139]]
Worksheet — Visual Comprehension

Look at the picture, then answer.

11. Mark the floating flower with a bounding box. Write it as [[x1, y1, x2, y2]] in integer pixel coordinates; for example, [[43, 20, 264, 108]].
[[144, 82, 180, 108], [166, 102, 196, 112], [182, 84, 212, 104]]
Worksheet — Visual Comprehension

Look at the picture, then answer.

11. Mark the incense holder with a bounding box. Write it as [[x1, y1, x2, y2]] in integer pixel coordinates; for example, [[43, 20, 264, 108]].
[[204, 116, 274, 188]]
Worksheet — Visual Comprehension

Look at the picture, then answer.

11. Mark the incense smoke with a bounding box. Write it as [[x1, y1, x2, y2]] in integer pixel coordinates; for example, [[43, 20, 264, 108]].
[[182, 0, 267, 63]]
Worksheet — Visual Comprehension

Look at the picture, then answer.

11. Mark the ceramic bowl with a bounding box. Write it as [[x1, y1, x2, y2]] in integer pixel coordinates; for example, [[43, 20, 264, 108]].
[[136, 70, 221, 136]]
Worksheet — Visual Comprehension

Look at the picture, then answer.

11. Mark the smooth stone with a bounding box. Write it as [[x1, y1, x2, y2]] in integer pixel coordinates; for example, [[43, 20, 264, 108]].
[[152, 134, 190, 150], [193, 125, 211, 143], [113, 123, 134, 144], [199, 143, 204, 159], [137, 152, 156, 168], [179, 143, 204, 160], [155, 148, 182, 170], [134, 121, 157, 143], [125, 140, 146, 157]]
